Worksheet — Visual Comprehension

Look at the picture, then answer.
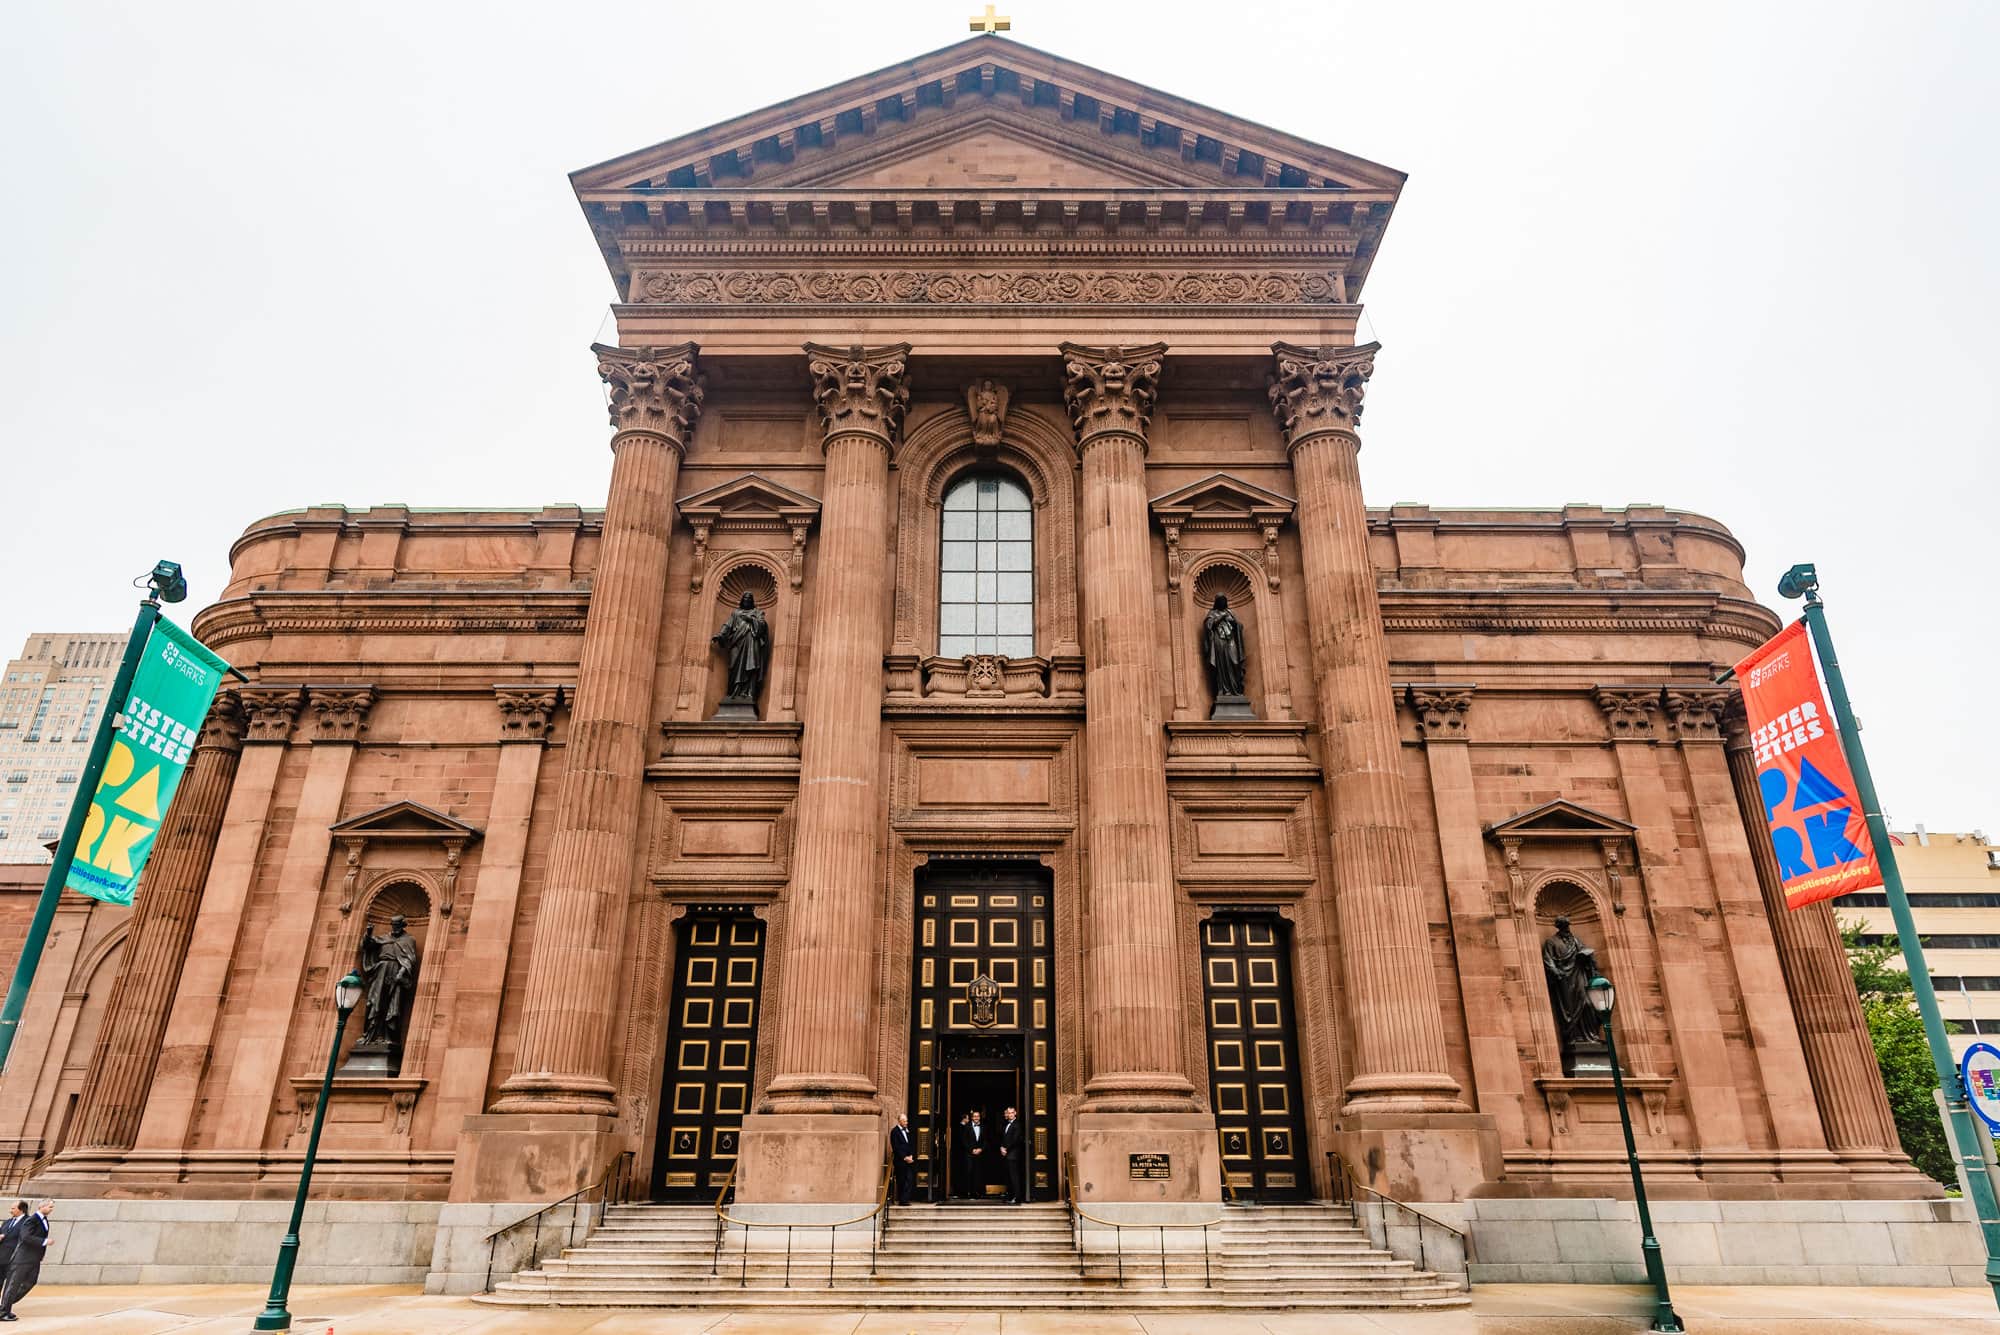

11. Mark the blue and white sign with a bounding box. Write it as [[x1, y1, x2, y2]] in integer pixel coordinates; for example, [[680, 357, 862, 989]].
[[1961, 1042, 2000, 1133]]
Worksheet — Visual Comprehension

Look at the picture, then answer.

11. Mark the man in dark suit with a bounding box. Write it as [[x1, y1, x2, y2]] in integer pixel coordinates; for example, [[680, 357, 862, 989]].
[[964, 1111, 989, 1198], [889, 1113, 917, 1206], [951, 1113, 972, 1199], [0, 1199, 52, 1322], [998, 1105, 1028, 1203]]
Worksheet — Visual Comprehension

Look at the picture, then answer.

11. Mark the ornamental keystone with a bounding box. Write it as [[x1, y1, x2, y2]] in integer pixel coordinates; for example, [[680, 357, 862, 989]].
[[1060, 342, 1165, 450], [805, 342, 912, 450], [1268, 341, 1379, 448], [593, 342, 704, 445]]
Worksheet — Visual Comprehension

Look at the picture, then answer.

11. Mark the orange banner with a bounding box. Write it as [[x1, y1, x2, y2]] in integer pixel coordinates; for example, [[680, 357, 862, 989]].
[[1734, 619, 1882, 909]]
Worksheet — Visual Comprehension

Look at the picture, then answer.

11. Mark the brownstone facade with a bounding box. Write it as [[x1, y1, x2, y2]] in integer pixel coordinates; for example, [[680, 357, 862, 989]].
[[17, 38, 1928, 1220]]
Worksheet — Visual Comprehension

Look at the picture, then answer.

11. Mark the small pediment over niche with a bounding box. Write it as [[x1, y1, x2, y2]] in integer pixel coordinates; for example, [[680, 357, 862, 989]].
[[1484, 799, 1635, 843], [330, 800, 482, 844], [679, 473, 822, 535], [1149, 473, 1296, 535]]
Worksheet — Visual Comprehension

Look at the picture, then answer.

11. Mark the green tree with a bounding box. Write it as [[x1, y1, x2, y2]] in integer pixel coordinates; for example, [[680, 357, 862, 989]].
[[1840, 918, 1956, 1187]]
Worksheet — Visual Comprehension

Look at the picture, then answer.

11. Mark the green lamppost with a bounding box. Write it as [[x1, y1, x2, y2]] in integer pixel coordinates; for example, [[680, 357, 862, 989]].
[[1587, 973, 1683, 1333], [254, 971, 363, 1332]]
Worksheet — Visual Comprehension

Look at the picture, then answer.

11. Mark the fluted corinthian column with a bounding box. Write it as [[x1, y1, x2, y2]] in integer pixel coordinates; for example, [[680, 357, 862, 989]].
[[63, 690, 246, 1155], [1060, 343, 1202, 1118], [494, 343, 702, 1115], [757, 344, 909, 1117], [1269, 343, 1462, 1115], [1723, 696, 1905, 1159]]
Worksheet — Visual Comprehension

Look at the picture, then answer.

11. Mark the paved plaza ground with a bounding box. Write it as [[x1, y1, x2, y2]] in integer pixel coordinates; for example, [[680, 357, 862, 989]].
[[4, 1284, 1996, 1334]]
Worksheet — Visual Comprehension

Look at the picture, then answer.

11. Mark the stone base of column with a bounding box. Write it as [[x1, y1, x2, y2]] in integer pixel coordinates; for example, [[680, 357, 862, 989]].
[[734, 1111, 885, 1205], [447, 1112, 620, 1204], [1331, 1112, 1502, 1202], [1071, 1111, 1221, 1204]]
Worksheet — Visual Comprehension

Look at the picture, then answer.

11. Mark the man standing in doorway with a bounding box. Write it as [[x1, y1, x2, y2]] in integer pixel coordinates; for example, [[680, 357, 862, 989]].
[[0, 1200, 52, 1321], [965, 1110, 988, 1198], [999, 1104, 1027, 1203], [890, 1113, 917, 1206]]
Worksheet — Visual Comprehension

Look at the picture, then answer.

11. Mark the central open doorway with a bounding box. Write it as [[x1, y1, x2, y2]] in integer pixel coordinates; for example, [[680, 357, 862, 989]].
[[942, 1036, 1021, 1200], [906, 860, 1056, 1203]]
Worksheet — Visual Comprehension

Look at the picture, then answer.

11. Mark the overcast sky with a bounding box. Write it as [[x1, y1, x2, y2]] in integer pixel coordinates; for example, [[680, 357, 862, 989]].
[[3, 2, 1994, 830]]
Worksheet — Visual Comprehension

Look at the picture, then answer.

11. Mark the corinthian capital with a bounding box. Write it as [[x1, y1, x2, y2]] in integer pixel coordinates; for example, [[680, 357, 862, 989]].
[[1060, 342, 1164, 451], [1268, 341, 1378, 449], [593, 342, 704, 447], [238, 686, 305, 744], [196, 688, 248, 754], [805, 342, 912, 450]]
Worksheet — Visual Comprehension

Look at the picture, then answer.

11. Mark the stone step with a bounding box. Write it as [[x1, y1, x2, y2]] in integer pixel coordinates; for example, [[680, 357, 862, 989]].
[[478, 1287, 1469, 1311]]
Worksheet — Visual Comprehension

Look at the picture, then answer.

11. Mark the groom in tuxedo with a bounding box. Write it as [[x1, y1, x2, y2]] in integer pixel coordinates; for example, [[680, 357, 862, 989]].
[[963, 1110, 989, 1197], [998, 1105, 1028, 1203]]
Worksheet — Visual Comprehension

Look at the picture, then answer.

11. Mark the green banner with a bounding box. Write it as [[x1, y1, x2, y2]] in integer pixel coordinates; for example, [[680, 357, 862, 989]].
[[64, 617, 230, 907]]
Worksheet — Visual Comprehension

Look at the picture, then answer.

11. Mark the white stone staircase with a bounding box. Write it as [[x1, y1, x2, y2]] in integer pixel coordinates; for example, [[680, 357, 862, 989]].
[[477, 1199, 1468, 1310]]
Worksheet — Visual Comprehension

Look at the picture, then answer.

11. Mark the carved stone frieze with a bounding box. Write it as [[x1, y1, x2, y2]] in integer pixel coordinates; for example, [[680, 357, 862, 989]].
[[1662, 687, 1728, 744], [238, 687, 305, 744], [1594, 688, 1660, 742], [495, 686, 564, 743], [1060, 342, 1164, 449], [1267, 341, 1378, 448], [630, 269, 1346, 306], [592, 342, 704, 445], [805, 342, 911, 449], [197, 688, 248, 754], [1407, 685, 1474, 743], [309, 688, 375, 744]]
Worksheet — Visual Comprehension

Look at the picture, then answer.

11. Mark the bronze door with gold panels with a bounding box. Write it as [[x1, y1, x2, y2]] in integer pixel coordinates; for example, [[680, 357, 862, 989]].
[[907, 862, 1055, 1201], [652, 912, 764, 1199], [1202, 913, 1308, 1200]]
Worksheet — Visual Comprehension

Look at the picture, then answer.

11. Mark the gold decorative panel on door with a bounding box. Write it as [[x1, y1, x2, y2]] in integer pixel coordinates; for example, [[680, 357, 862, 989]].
[[907, 862, 1056, 1201], [1202, 913, 1308, 1200], [653, 912, 764, 1199]]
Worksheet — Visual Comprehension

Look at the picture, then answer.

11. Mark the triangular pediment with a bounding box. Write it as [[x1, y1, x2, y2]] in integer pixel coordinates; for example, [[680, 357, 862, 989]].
[[330, 800, 481, 843], [800, 117, 1168, 190], [572, 37, 1404, 196], [1150, 474, 1296, 531], [1485, 799, 1636, 842], [679, 473, 821, 532]]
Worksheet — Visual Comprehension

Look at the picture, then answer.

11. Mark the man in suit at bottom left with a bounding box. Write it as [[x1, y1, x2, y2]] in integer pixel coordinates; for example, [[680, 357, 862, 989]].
[[890, 1113, 917, 1205], [0, 1199, 53, 1322]]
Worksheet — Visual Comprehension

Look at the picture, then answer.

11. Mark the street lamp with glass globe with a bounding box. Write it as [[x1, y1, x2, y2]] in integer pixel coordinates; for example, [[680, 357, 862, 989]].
[[1588, 974, 1683, 1333], [254, 971, 364, 1331]]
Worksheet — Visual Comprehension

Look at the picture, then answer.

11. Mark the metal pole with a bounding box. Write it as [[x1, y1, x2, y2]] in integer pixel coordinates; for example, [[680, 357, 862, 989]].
[[252, 995, 355, 1330], [0, 595, 160, 1075], [1604, 1008, 1683, 1332], [1792, 576, 2000, 1308]]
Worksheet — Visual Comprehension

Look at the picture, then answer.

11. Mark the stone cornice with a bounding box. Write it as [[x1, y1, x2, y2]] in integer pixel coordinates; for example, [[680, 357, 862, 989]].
[[1376, 589, 1781, 648], [194, 591, 590, 650]]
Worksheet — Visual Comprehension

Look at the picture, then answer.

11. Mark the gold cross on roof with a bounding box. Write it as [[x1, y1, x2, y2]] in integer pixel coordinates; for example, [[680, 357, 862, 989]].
[[969, 5, 1011, 34]]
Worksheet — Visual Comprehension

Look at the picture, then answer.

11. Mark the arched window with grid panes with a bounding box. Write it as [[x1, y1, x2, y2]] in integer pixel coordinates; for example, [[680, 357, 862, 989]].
[[938, 473, 1034, 658]]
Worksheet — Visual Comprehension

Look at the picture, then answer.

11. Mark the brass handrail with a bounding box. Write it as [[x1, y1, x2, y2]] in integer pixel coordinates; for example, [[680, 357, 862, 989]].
[[1062, 1151, 1222, 1289], [482, 1150, 633, 1292], [1326, 1150, 1471, 1276], [711, 1160, 895, 1288]]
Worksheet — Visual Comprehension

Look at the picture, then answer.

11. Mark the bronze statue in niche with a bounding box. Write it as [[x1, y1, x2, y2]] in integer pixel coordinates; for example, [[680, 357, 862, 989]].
[[1542, 915, 1611, 1075], [711, 590, 771, 719], [343, 914, 421, 1076], [1203, 594, 1254, 720]]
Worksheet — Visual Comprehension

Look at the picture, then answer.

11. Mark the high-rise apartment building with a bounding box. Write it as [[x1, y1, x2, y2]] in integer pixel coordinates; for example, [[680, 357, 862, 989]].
[[1835, 827, 2000, 1056], [0, 633, 127, 862]]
